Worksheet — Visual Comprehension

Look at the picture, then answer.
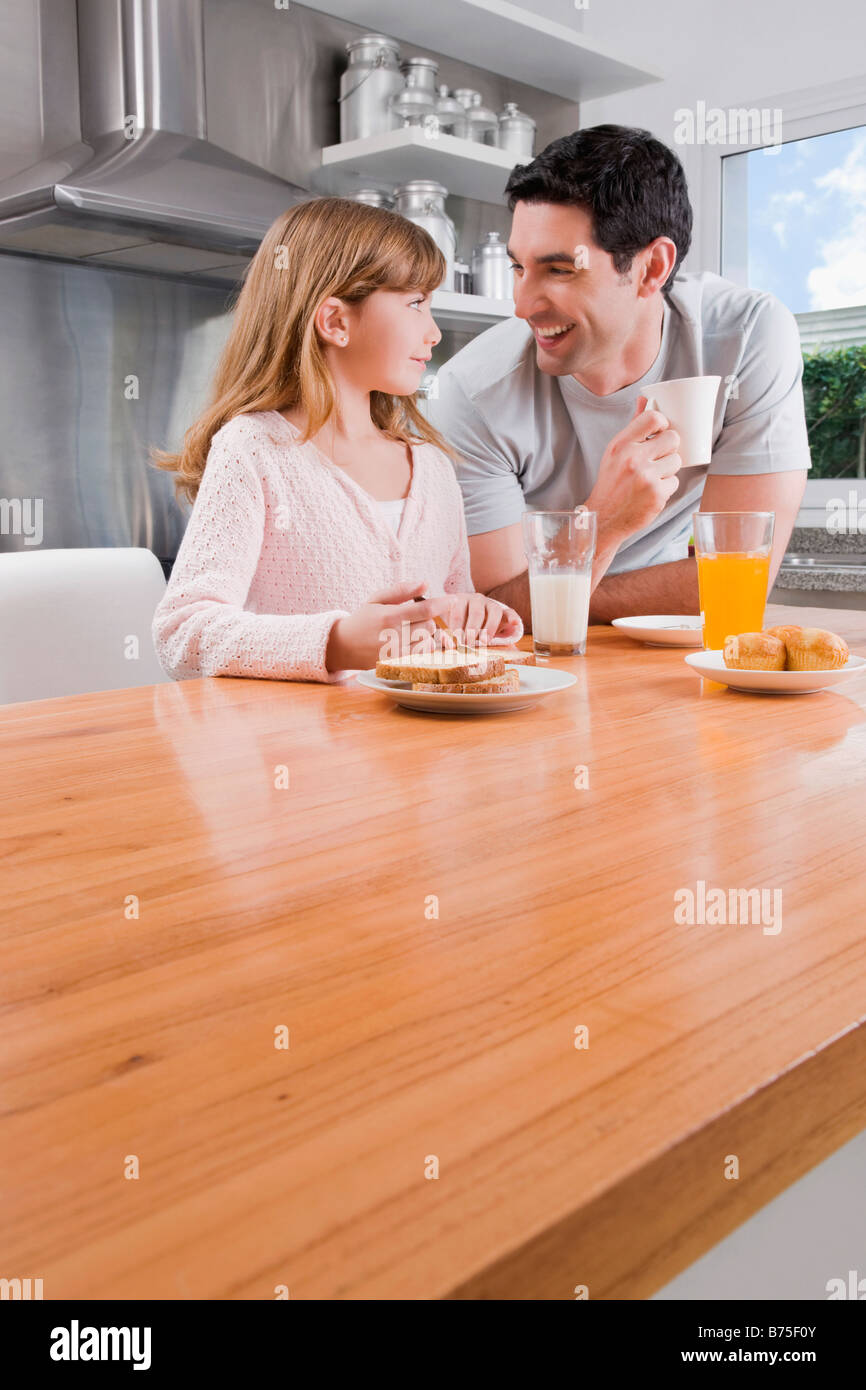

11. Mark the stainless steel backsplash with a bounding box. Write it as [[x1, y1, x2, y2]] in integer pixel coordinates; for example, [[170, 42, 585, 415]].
[[0, 0, 579, 563], [0, 254, 232, 562]]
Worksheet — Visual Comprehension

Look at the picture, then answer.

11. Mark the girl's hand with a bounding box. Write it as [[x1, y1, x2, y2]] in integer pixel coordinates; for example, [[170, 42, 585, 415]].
[[444, 592, 523, 645], [326, 579, 451, 671]]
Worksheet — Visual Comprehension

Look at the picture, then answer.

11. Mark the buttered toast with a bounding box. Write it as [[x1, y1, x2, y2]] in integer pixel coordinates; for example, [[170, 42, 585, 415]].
[[411, 669, 521, 695]]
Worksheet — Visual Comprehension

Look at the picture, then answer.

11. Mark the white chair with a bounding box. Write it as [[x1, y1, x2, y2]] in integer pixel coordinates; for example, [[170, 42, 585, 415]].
[[0, 547, 170, 704]]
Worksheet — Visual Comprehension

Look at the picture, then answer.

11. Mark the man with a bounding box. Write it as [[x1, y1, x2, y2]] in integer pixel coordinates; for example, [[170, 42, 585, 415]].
[[427, 124, 810, 625]]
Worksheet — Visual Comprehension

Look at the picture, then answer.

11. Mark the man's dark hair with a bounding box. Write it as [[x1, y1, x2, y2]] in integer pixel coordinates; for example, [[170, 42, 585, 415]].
[[504, 124, 693, 295]]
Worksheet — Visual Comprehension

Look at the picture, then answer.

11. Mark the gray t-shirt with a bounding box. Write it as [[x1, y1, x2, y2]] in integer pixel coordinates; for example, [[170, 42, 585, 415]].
[[427, 271, 811, 574]]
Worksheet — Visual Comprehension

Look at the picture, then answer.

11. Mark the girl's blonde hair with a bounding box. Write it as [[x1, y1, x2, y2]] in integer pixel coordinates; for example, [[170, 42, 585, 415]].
[[151, 197, 452, 503]]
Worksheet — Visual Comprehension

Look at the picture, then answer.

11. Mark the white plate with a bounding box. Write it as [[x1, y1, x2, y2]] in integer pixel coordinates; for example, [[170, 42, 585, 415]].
[[355, 664, 577, 713], [612, 615, 704, 647], [684, 649, 866, 694]]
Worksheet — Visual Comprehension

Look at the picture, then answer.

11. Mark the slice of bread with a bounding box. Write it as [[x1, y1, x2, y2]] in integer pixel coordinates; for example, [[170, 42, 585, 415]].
[[376, 650, 506, 683], [411, 668, 521, 694]]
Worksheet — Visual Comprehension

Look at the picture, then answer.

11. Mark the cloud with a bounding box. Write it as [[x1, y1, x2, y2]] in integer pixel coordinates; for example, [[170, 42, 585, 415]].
[[807, 133, 866, 310], [808, 218, 866, 309], [815, 133, 866, 202], [772, 190, 807, 206], [768, 189, 806, 253]]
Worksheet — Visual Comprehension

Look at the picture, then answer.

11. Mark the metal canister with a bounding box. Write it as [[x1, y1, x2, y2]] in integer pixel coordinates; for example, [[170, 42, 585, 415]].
[[498, 102, 536, 159], [434, 85, 468, 138], [463, 92, 499, 146], [401, 56, 438, 95], [339, 34, 403, 142], [394, 181, 456, 291], [471, 231, 514, 300], [453, 88, 480, 109], [347, 189, 395, 209]]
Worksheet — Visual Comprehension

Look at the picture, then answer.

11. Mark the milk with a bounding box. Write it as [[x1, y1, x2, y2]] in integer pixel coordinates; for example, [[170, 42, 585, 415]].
[[529, 571, 591, 652]]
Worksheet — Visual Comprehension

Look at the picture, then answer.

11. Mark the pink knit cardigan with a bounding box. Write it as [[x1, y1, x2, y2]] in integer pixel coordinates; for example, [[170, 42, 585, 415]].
[[152, 409, 510, 684]]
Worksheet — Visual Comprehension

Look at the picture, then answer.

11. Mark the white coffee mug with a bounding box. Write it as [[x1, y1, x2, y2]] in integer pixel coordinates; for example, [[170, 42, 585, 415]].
[[642, 375, 721, 468]]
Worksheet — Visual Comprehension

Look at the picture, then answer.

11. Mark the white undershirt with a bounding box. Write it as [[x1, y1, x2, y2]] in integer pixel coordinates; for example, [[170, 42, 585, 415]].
[[376, 496, 407, 535]]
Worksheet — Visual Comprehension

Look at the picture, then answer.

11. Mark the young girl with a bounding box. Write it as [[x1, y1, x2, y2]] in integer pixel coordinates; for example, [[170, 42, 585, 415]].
[[150, 197, 522, 683]]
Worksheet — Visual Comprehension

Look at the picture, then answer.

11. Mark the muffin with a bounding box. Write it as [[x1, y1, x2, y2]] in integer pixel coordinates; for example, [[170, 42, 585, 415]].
[[765, 624, 804, 648], [723, 632, 786, 670], [783, 627, 849, 671]]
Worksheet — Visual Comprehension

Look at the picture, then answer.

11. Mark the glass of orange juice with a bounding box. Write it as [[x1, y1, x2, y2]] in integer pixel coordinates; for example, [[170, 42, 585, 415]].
[[693, 512, 775, 650]]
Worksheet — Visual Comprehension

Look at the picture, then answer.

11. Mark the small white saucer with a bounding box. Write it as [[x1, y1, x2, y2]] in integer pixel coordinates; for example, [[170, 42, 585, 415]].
[[612, 615, 704, 647], [684, 650, 866, 694]]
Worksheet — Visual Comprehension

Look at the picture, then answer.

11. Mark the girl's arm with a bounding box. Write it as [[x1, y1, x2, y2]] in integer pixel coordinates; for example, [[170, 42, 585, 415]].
[[443, 469, 474, 594], [441, 462, 524, 643], [152, 431, 352, 684]]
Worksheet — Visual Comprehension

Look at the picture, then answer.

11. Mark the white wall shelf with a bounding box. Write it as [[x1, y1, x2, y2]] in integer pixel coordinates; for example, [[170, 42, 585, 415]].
[[301, 0, 662, 103], [317, 127, 519, 203], [431, 288, 513, 330]]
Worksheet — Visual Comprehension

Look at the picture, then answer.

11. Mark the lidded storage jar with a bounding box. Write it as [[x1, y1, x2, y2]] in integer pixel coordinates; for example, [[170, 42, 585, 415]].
[[497, 102, 536, 159], [462, 92, 499, 145], [434, 85, 468, 137], [346, 189, 395, 208], [394, 181, 456, 291], [471, 231, 514, 300]]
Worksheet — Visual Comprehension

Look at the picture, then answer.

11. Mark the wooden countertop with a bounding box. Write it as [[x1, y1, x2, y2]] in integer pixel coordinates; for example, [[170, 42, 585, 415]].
[[3, 604, 866, 1300]]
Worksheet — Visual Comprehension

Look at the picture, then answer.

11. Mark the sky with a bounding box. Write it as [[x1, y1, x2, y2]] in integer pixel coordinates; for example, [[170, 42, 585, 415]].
[[732, 124, 866, 314]]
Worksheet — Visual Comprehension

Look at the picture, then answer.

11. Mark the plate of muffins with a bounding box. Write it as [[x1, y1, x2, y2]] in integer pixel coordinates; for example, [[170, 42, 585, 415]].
[[684, 623, 866, 693]]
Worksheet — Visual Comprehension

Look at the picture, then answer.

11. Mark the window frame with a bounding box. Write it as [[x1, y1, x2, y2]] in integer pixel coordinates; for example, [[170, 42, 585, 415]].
[[694, 75, 866, 521]]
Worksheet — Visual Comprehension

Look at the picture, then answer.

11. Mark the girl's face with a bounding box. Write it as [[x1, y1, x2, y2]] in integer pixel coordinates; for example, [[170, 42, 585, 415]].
[[342, 288, 442, 396]]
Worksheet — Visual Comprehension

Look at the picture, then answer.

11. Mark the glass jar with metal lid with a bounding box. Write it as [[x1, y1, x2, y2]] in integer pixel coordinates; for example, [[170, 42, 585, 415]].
[[394, 181, 456, 291], [339, 34, 404, 143], [463, 92, 499, 146], [388, 84, 436, 129], [497, 102, 536, 159], [453, 261, 472, 295], [434, 85, 468, 138]]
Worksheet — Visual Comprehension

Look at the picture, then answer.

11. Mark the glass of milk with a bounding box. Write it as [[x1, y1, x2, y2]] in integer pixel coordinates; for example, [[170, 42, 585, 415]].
[[521, 509, 597, 657]]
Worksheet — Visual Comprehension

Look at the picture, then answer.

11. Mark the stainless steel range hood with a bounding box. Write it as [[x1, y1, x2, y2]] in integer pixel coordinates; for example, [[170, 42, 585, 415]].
[[0, 0, 310, 281]]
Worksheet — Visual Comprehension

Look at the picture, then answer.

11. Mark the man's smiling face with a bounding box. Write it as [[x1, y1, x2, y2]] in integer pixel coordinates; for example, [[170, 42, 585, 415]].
[[507, 201, 642, 379]]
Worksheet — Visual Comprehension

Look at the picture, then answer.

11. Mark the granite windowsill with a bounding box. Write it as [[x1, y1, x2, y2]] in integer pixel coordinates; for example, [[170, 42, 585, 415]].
[[778, 528, 866, 593]]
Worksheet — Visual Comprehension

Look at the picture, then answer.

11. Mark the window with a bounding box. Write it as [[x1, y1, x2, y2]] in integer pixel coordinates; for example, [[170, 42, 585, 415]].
[[721, 125, 866, 494]]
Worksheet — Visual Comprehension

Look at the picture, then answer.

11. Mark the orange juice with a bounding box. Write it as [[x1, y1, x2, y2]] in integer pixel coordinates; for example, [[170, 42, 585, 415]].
[[696, 551, 771, 649]]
